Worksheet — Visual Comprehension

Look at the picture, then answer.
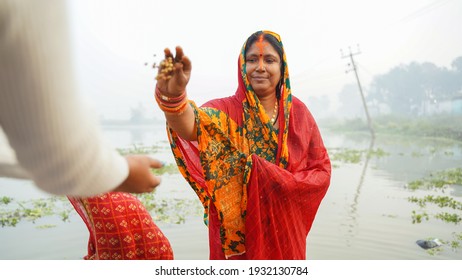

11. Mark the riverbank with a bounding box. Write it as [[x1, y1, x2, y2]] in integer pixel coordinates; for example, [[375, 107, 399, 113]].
[[319, 115, 462, 142]]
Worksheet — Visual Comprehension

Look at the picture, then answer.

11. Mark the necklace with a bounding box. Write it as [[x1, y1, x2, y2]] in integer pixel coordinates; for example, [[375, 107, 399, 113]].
[[270, 100, 278, 124]]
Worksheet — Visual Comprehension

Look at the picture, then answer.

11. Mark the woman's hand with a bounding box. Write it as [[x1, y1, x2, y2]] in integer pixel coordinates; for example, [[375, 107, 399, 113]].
[[154, 46, 197, 141], [156, 46, 192, 97]]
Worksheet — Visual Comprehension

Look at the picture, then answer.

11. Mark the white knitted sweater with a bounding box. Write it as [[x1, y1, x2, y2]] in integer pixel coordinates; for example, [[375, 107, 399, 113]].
[[0, 0, 128, 196]]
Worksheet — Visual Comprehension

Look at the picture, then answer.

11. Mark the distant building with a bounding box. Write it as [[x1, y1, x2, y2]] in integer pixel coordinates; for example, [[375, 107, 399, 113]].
[[420, 92, 462, 116], [452, 93, 462, 115]]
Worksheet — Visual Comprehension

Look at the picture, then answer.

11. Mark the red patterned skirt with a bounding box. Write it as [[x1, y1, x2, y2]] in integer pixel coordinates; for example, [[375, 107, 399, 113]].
[[68, 192, 173, 260]]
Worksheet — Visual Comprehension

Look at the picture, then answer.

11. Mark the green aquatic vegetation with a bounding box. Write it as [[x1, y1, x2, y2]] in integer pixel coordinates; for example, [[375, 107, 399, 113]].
[[0, 196, 69, 227], [408, 195, 462, 210], [407, 168, 462, 253], [331, 163, 340, 169], [1, 215, 18, 227], [152, 199, 201, 224], [116, 143, 169, 156], [410, 196, 462, 224], [406, 168, 462, 191], [434, 212, 462, 224], [411, 151, 424, 157], [428, 147, 438, 154], [328, 147, 390, 164], [330, 148, 363, 163], [444, 151, 455, 156], [424, 240, 445, 256], [0, 162, 189, 227], [59, 209, 72, 222], [420, 233, 462, 255], [383, 214, 398, 218], [1, 196, 12, 205], [411, 210, 429, 224], [136, 192, 202, 224], [0, 193, 202, 228], [449, 233, 462, 250], [36, 224, 57, 229], [151, 163, 179, 175], [407, 180, 425, 190], [367, 148, 389, 158]]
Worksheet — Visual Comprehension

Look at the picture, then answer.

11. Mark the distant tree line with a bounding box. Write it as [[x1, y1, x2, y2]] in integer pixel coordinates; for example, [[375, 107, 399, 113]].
[[367, 56, 462, 115], [317, 56, 462, 139]]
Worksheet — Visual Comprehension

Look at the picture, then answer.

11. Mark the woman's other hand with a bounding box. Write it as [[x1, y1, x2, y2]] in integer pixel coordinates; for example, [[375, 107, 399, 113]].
[[156, 46, 192, 96]]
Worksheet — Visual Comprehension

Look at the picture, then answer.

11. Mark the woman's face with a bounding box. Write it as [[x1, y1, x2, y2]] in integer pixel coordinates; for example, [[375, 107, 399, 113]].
[[245, 39, 282, 98]]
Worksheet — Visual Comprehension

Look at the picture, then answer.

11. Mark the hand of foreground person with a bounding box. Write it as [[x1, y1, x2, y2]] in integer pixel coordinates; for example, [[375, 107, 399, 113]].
[[156, 46, 192, 96], [113, 155, 163, 193]]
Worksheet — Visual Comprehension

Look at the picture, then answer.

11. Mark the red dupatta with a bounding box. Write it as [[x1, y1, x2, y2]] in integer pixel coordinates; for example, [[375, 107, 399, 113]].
[[167, 30, 331, 259]]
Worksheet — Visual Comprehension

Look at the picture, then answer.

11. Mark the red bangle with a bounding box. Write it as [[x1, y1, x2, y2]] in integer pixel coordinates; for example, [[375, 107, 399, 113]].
[[155, 92, 189, 114], [157, 99, 189, 114]]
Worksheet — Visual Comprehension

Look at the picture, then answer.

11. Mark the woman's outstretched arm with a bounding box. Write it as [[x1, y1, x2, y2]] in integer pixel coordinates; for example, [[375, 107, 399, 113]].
[[155, 46, 197, 141]]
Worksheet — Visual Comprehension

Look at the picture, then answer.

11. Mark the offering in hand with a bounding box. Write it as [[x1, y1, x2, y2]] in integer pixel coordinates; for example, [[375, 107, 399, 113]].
[[155, 57, 174, 81]]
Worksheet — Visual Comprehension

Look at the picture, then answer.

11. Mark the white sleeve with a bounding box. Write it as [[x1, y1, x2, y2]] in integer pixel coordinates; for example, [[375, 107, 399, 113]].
[[0, 0, 129, 196]]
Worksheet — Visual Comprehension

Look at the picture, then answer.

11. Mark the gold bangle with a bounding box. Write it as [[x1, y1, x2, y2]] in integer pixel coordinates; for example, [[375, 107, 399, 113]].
[[155, 87, 186, 103], [155, 94, 189, 114]]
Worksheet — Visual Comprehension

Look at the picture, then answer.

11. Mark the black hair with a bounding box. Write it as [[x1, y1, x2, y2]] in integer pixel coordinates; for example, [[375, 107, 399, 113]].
[[244, 31, 284, 98]]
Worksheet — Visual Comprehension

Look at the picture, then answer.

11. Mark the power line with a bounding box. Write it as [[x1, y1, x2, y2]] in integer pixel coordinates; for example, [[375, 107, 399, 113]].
[[397, 0, 454, 24], [341, 45, 375, 139]]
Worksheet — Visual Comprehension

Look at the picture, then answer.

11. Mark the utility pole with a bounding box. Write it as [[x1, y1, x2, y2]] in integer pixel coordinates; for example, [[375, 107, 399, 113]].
[[341, 45, 375, 139]]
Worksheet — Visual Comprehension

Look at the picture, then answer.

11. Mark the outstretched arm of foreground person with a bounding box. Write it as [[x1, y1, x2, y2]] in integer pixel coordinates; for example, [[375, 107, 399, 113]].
[[0, 0, 162, 196]]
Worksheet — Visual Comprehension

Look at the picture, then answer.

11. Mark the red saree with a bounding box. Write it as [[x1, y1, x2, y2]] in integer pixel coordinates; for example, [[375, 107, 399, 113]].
[[167, 30, 331, 259], [68, 192, 173, 260]]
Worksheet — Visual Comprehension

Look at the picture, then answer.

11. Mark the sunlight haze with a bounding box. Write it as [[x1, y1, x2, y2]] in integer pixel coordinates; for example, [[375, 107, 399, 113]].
[[68, 0, 462, 120]]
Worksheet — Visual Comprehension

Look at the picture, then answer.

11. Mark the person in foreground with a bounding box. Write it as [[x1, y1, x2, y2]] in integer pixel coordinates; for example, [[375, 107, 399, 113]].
[[154, 30, 331, 260], [0, 0, 173, 259], [0, 0, 161, 197]]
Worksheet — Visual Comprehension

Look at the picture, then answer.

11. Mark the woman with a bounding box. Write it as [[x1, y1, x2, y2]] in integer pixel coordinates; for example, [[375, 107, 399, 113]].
[[154, 30, 331, 259], [68, 193, 173, 260]]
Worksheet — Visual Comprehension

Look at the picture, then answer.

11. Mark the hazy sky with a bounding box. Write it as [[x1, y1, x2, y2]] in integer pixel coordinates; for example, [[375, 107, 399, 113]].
[[68, 0, 462, 120]]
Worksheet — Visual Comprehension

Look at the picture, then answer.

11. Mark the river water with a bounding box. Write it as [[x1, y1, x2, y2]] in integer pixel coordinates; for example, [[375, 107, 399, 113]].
[[0, 124, 461, 260]]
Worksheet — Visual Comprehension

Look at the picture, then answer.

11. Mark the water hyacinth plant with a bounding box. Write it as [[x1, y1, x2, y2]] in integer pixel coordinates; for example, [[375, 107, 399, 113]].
[[407, 168, 462, 254]]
